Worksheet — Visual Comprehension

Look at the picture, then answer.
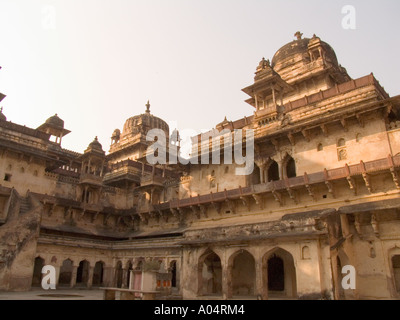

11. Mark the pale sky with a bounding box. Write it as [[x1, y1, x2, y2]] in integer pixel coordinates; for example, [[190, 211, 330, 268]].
[[0, 0, 399, 154]]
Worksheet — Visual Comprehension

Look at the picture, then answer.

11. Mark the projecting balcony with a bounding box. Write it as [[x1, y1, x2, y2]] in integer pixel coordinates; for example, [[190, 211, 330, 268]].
[[140, 174, 165, 187], [79, 173, 103, 186]]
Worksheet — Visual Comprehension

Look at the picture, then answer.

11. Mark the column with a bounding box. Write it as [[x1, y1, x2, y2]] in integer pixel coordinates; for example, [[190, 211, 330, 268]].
[[340, 213, 351, 238], [221, 259, 232, 300], [271, 85, 276, 106], [87, 266, 94, 289], [255, 259, 264, 299], [122, 268, 128, 288], [70, 265, 78, 288], [54, 265, 61, 288], [102, 266, 114, 287]]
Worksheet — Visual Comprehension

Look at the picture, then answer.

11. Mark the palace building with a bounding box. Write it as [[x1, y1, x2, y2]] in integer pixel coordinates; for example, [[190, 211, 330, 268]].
[[1, 32, 400, 299]]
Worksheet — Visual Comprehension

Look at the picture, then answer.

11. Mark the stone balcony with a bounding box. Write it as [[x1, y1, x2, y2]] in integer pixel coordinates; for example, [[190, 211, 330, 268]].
[[140, 174, 165, 187], [79, 173, 103, 186]]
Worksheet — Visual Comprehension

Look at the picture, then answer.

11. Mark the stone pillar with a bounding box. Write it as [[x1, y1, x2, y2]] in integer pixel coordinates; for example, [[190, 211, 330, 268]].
[[54, 265, 61, 288], [255, 259, 263, 299], [221, 259, 231, 300], [340, 213, 351, 238], [70, 265, 78, 288], [102, 266, 114, 287], [122, 268, 128, 288], [87, 266, 94, 289]]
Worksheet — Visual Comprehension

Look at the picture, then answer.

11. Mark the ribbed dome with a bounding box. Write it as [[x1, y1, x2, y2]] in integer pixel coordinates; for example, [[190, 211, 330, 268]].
[[121, 102, 169, 139], [45, 114, 64, 129], [271, 36, 339, 73]]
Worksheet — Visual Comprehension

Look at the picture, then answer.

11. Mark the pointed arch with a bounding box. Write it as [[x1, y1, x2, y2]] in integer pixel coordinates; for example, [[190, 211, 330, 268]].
[[282, 153, 296, 178], [198, 250, 222, 296], [228, 249, 256, 297], [59, 258, 74, 286], [31, 256, 45, 287], [262, 248, 297, 298]]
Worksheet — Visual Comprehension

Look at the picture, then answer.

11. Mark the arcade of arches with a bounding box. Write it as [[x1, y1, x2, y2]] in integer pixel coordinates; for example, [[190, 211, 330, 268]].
[[31, 256, 180, 291], [196, 247, 299, 299]]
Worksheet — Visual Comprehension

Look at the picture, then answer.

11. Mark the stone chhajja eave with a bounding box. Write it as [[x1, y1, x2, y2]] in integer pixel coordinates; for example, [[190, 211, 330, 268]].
[[0, 137, 62, 163], [254, 93, 400, 144], [153, 154, 400, 215], [178, 230, 327, 247], [37, 233, 183, 250]]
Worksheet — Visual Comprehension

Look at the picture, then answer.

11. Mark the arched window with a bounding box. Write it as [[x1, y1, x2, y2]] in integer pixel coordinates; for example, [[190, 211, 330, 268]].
[[317, 143, 323, 152], [284, 156, 296, 178], [267, 161, 280, 182]]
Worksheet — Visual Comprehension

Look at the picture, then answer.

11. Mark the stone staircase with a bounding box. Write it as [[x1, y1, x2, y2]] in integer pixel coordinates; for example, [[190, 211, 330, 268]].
[[19, 197, 31, 215]]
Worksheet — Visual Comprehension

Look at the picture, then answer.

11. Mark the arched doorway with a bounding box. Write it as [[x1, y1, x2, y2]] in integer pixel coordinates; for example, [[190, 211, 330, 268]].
[[268, 255, 284, 292], [230, 250, 255, 297], [32, 257, 45, 287], [198, 251, 222, 296], [76, 260, 90, 287], [263, 248, 297, 298], [92, 261, 104, 287], [59, 259, 73, 287], [115, 261, 123, 288]]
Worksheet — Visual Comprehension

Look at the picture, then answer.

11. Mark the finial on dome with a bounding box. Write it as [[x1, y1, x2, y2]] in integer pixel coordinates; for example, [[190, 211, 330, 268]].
[[294, 31, 303, 40], [145, 100, 151, 114]]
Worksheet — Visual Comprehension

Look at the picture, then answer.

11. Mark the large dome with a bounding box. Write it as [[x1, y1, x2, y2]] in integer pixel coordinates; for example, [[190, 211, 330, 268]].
[[121, 101, 169, 139], [271, 35, 339, 74]]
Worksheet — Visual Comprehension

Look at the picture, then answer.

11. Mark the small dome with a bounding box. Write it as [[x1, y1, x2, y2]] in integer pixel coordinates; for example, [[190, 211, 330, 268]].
[[45, 114, 64, 129], [88, 136, 103, 151]]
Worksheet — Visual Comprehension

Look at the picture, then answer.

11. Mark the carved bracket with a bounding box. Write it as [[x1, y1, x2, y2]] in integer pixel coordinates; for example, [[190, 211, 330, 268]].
[[190, 205, 201, 219], [271, 189, 283, 206], [199, 204, 208, 218], [360, 161, 372, 193], [371, 213, 380, 237], [138, 212, 148, 225], [240, 196, 251, 211], [211, 202, 222, 214], [252, 194, 264, 209]]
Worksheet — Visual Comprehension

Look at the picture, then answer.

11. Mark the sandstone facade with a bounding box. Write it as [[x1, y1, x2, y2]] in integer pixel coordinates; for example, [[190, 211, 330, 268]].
[[0, 33, 400, 299]]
